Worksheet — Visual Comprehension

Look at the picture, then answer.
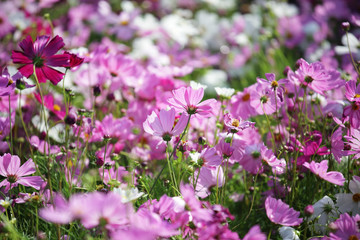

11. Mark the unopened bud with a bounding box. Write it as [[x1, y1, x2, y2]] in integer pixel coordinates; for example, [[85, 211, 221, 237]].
[[341, 22, 350, 31]]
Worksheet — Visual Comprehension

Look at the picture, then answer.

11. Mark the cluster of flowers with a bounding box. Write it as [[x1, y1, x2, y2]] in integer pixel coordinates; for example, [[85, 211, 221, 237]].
[[0, 0, 359, 239]]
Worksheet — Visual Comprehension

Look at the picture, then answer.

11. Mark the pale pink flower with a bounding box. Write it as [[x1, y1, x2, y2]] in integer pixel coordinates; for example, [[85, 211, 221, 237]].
[[224, 113, 255, 133], [0, 154, 44, 192], [265, 196, 303, 226], [143, 108, 188, 142], [168, 86, 216, 117], [303, 160, 345, 186]]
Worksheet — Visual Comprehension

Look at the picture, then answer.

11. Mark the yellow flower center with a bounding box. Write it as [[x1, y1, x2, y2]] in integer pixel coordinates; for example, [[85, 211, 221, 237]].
[[354, 94, 360, 98], [271, 80, 278, 88], [232, 119, 240, 127], [53, 104, 61, 111]]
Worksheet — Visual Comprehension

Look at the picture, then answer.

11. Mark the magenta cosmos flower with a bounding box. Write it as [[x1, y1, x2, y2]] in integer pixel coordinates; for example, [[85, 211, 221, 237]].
[[143, 108, 188, 142], [0, 154, 44, 192], [12, 35, 69, 85], [303, 160, 345, 186], [168, 86, 216, 117], [265, 196, 303, 226]]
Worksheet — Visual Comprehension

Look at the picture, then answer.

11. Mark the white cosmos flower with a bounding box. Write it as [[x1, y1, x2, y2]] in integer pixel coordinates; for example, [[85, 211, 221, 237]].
[[335, 33, 360, 55], [336, 176, 360, 215], [215, 87, 235, 98], [310, 196, 338, 234], [279, 226, 300, 240], [190, 81, 208, 90], [113, 186, 144, 203]]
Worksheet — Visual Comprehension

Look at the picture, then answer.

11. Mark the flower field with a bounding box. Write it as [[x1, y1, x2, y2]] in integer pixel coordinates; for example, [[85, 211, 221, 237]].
[[0, 0, 360, 239]]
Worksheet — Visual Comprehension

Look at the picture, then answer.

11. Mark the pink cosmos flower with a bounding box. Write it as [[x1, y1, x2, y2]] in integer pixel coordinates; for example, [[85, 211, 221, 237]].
[[180, 183, 213, 222], [143, 108, 188, 142], [261, 146, 286, 175], [265, 196, 303, 226], [329, 213, 360, 240], [242, 225, 266, 240], [168, 86, 216, 117], [345, 129, 360, 159], [230, 86, 257, 120], [345, 80, 360, 103], [224, 113, 255, 133], [331, 128, 348, 163], [190, 147, 222, 169], [12, 35, 69, 85], [277, 16, 304, 49], [0, 154, 44, 192], [34, 93, 66, 120], [290, 58, 344, 95], [238, 143, 264, 174], [0, 68, 22, 96], [250, 83, 279, 115], [303, 160, 345, 186]]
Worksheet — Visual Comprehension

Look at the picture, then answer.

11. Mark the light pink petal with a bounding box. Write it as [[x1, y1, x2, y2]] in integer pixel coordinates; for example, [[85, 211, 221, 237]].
[[4, 154, 20, 175], [172, 113, 189, 136], [159, 109, 174, 133], [17, 176, 44, 190], [0, 179, 10, 191], [16, 159, 36, 177], [171, 87, 187, 106], [324, 171, 345, 186]]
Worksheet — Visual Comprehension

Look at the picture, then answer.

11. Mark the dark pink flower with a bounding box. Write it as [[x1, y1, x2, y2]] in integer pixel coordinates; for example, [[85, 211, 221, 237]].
[[63, 51, 84, 69], [168, 86, 216, 117], [0, 154, 44, 192], [303, 160, 345, 186], [265, 196, 303, 226], [12, 35, 69, 85], [34, 93, 66, 120]]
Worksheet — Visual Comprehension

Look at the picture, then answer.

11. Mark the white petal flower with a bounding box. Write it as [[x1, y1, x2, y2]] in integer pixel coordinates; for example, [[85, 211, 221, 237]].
[[279, 226, 300, 240], [113, 187, 144, 203]]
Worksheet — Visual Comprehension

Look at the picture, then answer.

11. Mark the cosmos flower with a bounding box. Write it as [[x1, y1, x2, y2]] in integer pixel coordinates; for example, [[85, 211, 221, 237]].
[[303, 160, 345, 186], [329, 213, 360, 240], [168, 86, 216, 117], [310, 196, 338, 234], [143, 108, 188, 142], [224, 113, 255, 133], [265, 196, 303, 226], [336, 176, 360, 215], [0, 154, 44, 192], [12, 35, 69, 85]]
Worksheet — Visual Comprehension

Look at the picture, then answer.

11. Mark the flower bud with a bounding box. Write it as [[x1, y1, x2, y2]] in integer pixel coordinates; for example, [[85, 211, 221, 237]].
[[65, 112, 77, 125], [96, 156, 104, 167], [93, 85, 101, 97], [342, 22, 350, 31], [304, 205, 314, 216]]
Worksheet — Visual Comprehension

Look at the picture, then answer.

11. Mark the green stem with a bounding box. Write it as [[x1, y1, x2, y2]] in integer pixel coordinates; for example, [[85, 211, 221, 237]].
[[149, 114, 192, 194], [8, 95, 13, 154]]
